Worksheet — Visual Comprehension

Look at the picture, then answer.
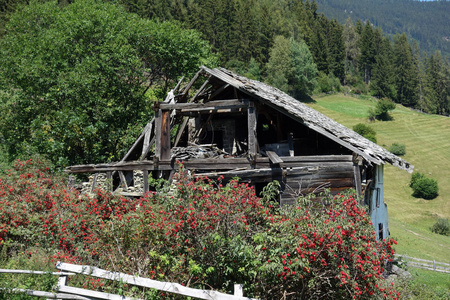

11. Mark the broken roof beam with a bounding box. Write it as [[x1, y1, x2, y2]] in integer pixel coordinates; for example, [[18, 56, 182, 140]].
[[159, 99, 248, 111]]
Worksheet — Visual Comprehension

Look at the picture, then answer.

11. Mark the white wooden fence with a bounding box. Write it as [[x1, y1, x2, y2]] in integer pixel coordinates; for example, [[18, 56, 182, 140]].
[[0, 262, 258, 300], [394, 254, 450, 273]]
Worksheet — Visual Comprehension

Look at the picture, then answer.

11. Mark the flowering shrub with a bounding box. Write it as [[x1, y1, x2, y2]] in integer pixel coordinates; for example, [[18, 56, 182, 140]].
[[0, 159, 399, 299]]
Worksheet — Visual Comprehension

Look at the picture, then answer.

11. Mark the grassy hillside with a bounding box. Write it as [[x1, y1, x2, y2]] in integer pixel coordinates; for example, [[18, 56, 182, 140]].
[[308, 94, 450, 264]]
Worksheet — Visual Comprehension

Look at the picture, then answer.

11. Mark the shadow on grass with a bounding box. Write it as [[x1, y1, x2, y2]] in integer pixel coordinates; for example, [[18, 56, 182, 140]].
[[298, 95, 316, 103]]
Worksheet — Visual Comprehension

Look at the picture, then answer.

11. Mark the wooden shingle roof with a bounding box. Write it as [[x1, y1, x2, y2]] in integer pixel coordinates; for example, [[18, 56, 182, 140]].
[[201, 66, 413, 173]]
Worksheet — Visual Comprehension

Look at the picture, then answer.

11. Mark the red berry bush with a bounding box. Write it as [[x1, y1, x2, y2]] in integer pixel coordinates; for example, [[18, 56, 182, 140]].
[[0, 159, 399, 299]]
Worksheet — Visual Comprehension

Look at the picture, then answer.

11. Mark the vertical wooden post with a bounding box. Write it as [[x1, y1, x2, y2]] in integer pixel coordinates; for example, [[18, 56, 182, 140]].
[[143, 170, 149, 194], [160, 110, 171, 161], [155, 108, 171, 161], [248, 101, 257, 157], [234, 284, 243, 297], [288, 132, 294, 157], [106, 171, 113, 192], [155, 109, 162, 160]]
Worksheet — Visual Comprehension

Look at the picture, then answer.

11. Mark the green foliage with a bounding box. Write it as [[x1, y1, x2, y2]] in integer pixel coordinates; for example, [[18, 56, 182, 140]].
[[315, 72, 341, 93], [430, 218, 449, 236], [0, 0, 214, 167], [352, 123, 377, 143], [410, 172, 439, 200], [389, 143, 406, 156], [368, 98, 396, 121], [0, 160, 400, 299], [266, 36, 318, 98]]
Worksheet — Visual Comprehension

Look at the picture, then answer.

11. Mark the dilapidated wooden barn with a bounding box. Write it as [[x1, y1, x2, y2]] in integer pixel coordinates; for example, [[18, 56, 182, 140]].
[[67, 66, 413, 240]]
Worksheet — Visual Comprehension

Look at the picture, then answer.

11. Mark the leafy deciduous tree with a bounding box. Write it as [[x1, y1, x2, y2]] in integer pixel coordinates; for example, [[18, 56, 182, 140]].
[[0, 0, 214, 166]]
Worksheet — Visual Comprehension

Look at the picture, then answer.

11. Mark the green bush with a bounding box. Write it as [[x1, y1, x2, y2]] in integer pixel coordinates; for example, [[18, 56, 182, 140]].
[[431, 218, 449, 236], [410, 172, 439, 200], [409, 172, 424, 187], [389, 143, 406, 156], [353, 123, 377, 143], [368, 98, 396, 121], [316, 72, 341, 93]]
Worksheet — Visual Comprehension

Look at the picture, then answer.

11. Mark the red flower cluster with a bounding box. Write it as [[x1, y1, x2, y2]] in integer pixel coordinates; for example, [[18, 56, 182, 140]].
[[0, 159, 399, 299]]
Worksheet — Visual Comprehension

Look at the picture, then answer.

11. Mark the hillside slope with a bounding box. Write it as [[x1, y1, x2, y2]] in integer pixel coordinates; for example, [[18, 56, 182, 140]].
[[315, 0, 450, 57], [308, 94, 450, 263]]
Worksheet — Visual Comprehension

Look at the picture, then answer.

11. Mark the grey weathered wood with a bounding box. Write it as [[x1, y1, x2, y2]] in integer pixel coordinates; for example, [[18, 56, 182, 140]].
[[266, 151, 283, 164], [353, 164, 362, 196], [65, 155, 355, 174], [154, 110, 162, 160], [143, 170, 149, 194], [121, 119, 154, 162], [179, 69, 203, 101], [247, 101, 257, 157], [200, 67, 413, 173], [90, 173, 98, 192], [56, 262, 258, 300], [141, 123, 153, 158], [160, 100, 247, 111]]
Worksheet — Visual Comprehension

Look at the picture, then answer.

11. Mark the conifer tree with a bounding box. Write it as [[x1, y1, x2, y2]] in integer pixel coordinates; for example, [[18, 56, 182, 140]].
[[343, 18, 360, 84], [359, 21, 375, 84], [393, 33, 419, 107], [371, 37, 395, 99]]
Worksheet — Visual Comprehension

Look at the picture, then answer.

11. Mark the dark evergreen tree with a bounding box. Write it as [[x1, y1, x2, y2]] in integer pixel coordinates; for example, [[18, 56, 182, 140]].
[[327, 19, 345, 82], [424, 51, 450, 115], [371, 37, 394, 99], [359, 21, 375, 84], [393, 33, 418, 107], [343, 18, 360, 85]]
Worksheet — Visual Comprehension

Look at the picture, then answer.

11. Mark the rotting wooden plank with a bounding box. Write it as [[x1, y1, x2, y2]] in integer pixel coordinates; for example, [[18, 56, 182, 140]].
[[154, 110, 162, 160], [248, 101, 257, 157], [178, 69, 203, 102], [266, 151, 283, 164], [190, 76, 210, 102], [90, 173, 98, 192], [143, 170, 149, 194], [353, 164, 362, 196], [139, 135, 155, 161], [141, 123, 153, 158], [160, 100, 247, 110], [65, 156, 356, 174], [121, 119, 154, 162], [160, 110, 171, 161]]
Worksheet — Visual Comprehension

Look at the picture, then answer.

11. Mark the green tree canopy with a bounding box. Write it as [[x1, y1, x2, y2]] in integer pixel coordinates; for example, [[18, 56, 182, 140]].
[[266, 35, 318, 98], [0, 0, 214, 167]]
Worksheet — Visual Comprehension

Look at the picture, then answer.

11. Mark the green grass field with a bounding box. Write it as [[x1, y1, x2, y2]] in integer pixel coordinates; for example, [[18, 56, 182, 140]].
[[308, 93, 450, 290]]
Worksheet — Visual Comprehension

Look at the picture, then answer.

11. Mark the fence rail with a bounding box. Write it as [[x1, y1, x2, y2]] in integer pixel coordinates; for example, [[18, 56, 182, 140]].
[[0, 263, 258, 300], [395, 254, 450, 273]]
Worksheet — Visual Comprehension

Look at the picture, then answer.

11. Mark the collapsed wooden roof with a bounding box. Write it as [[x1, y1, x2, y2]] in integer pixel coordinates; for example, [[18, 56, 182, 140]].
[[200, 66, 413, 173]]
